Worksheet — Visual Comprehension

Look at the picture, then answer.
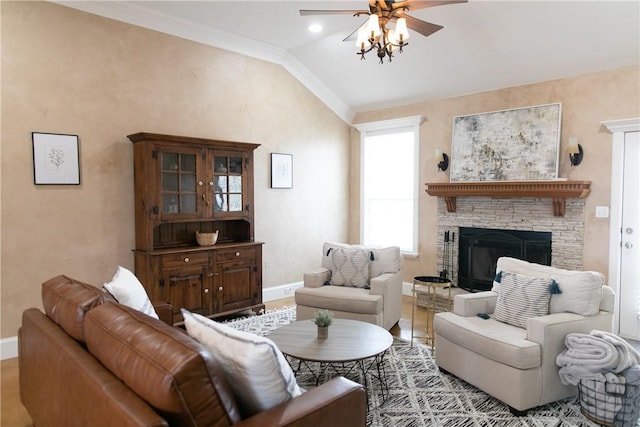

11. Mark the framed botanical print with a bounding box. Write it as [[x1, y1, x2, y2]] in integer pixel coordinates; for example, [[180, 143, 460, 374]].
[[270, 153, 293, 189], [32, 132, 80, 185]]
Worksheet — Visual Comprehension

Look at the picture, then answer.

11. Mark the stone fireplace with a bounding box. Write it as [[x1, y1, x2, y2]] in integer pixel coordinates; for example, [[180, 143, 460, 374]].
[[434, 195, 586, 290]]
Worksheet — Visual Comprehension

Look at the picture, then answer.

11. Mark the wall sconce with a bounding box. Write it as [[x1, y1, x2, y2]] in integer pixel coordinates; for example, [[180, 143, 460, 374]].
[[567, 136, 583, 166], [436, 147, 449, 172]]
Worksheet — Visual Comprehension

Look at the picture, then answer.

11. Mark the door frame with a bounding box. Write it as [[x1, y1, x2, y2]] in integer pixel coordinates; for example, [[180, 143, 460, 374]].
[[602, 118, 640, 334]]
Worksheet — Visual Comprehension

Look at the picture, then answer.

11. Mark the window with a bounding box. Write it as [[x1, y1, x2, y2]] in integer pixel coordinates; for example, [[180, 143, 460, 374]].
[[355, 116, 421, 254]]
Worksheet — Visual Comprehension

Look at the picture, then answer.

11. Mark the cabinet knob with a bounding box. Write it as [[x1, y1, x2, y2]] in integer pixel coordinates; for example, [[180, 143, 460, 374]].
[[204, 288, 209, 294], [218, 286, 223, 292], [209, 181, 214, 186], [198, 181, 203, 186], [235, 252, 240, 257], [184, 257, 190, 263]]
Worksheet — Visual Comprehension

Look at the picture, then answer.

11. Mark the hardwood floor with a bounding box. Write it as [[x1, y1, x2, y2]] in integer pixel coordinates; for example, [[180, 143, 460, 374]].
[[0, 295, 433, 426], [1, 357, 31, 427]]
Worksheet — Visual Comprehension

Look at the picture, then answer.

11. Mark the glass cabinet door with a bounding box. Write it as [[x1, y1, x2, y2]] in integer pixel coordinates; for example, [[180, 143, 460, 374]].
[[159, 149, 201, 218], [212, 153, 245, 215]]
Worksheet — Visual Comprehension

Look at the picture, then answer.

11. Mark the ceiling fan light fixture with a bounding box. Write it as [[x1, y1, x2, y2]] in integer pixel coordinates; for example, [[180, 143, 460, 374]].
[[300, 0, 467, 65], [356, 9, 412, 63]]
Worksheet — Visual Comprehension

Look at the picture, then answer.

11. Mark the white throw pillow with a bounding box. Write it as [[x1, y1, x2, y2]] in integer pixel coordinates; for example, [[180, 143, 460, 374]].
[[103, 266, 158, 319], [181, 309, 303, 417], [493, 271, 553, 329], [492, 257, 604, 316], [327, 247, 370, 288], [370, 246, 401, 278]]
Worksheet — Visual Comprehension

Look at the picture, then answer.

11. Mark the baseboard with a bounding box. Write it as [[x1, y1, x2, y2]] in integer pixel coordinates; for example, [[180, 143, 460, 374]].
[[1, 336, 18, 361], [263, 281, 303, 302], [402, 281, 413, 296]]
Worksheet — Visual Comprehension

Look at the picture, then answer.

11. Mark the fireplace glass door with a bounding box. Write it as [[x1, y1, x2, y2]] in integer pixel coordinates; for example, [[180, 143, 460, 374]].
[[458, 227, 551, 292]]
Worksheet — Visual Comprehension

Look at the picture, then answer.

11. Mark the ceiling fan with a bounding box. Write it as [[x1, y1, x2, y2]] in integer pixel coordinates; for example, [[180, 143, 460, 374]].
[[300, 0, 467, 63]]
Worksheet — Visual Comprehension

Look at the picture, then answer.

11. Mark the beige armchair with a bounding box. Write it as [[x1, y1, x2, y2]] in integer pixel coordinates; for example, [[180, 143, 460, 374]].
[[295, 242, 403, 330], [434, 257, 615, 414]]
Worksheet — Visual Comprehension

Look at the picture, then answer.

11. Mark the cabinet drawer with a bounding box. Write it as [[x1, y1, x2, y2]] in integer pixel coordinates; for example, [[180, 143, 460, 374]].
[[161, 252, 209, 269], [216, 247, 256, 262]]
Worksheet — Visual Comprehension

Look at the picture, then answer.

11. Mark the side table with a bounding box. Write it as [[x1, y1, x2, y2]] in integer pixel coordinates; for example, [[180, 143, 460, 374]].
[[411, 276, 452, 349]]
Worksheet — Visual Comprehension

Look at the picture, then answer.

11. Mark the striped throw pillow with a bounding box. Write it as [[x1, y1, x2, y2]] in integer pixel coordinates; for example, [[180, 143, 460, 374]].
[[493, 271, 553, 329]]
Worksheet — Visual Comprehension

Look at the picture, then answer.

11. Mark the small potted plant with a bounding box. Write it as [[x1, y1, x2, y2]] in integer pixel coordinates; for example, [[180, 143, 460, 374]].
[[314, 309, 334, 339]]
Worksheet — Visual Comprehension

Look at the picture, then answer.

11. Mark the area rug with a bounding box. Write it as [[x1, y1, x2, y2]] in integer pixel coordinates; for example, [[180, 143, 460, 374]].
[[225, 307, 599, 427]]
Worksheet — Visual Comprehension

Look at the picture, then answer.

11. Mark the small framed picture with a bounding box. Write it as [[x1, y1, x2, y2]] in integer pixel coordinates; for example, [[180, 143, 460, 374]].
[[270, 153, 293, 189], [32, 132, 80, 185]]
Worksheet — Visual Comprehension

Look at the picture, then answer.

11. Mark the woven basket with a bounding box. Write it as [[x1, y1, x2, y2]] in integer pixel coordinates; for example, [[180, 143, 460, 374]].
[[578, 375, 640, 426], [196, 230, 218, 246]]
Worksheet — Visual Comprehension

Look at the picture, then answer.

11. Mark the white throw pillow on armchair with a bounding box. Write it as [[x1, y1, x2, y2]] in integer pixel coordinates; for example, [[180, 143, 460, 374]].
[[370, 246, 401, 278]]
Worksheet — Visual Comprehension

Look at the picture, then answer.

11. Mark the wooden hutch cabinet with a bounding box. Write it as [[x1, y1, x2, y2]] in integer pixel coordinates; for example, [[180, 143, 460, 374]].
[[128, 132, 264, 324]]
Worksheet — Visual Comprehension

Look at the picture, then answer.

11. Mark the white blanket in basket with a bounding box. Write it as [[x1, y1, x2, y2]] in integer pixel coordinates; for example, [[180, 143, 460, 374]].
[[556, 330, 640, 385]]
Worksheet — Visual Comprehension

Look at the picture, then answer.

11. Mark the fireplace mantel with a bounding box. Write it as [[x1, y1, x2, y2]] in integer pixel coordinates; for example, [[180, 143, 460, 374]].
[[425, 180, 591, 217]]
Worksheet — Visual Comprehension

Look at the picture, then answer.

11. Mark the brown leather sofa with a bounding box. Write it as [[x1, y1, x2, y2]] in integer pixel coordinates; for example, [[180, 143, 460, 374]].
[[19, 275, 366, 427]]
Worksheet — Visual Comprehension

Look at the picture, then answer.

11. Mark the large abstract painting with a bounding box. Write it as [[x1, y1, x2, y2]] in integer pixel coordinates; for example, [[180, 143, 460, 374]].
[[450, 103, 561, 182]]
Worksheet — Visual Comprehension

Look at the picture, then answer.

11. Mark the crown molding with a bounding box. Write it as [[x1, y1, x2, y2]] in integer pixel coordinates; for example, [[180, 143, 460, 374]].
[[353, 115, 424, 133], [51, 1, 354, 124], [281, 52, 354, 123], [601, 118, 640, 134]]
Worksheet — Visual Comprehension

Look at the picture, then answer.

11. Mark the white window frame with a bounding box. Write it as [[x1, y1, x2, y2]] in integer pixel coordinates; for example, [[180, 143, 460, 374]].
[[355, 116, 422, 257]]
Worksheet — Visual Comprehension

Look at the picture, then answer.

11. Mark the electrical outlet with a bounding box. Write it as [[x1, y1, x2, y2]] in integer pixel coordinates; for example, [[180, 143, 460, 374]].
[[284, 287, 293, 295]]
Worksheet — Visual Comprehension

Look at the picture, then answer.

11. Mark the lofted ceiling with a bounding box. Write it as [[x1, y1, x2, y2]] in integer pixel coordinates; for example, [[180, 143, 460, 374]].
[[55, 1, 640, 123]]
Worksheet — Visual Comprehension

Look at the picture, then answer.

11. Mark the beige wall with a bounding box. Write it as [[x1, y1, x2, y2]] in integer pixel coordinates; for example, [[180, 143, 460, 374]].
[[0, 2, 351, 338], [2, 2, 638, 341], [352, 66, 640, 283]]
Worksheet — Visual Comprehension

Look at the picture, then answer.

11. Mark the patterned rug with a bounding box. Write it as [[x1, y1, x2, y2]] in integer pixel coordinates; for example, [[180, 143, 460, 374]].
[[225, 307, 600, 427]]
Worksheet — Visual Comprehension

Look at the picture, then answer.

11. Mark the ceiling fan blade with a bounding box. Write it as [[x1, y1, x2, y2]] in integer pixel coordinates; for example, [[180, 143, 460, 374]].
[[300, 9, 369, 16], [342, 21, 368, 42], [392, 0, 467, 11], [402, 14, 443, 37], [343, 22, 368, 42]]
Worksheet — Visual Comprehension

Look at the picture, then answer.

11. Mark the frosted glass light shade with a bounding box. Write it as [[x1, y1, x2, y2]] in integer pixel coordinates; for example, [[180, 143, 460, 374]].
[[567, 136, 580, 154], [356, 25, 372, 49], [366, 14, 381, 38], [387, 29, 398, 45], [395, 18, 410, 41]]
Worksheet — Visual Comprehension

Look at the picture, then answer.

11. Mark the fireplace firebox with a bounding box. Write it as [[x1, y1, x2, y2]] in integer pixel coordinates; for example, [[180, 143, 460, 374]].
[[458, 227, 551, 292]]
